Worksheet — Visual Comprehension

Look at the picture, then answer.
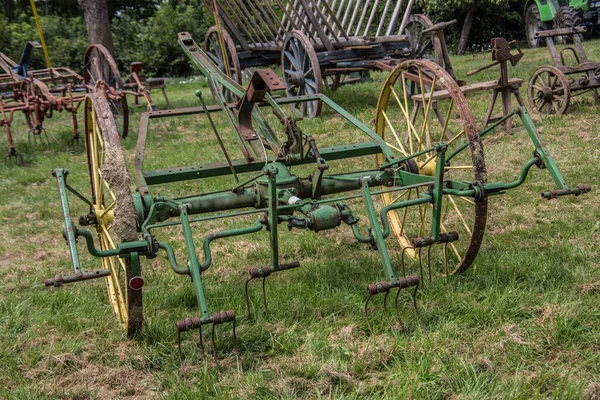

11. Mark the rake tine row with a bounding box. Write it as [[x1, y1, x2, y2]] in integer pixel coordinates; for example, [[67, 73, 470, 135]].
[[244, 262, 301, 320], [176, 310, 241, 379]]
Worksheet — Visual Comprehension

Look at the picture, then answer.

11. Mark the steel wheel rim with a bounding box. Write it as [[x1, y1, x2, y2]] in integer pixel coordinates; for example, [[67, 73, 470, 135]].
[[84, 93, 142, 336], [528, 66, 571, 115], [282, 30, 322, 118], [375, 60, 488, 275], [204, 26, 242, 103], [83, 44, 129, 138]]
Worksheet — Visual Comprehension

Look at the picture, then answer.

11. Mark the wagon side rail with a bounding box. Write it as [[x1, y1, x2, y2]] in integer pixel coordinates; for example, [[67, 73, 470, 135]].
[[204, 0, 414, 52]]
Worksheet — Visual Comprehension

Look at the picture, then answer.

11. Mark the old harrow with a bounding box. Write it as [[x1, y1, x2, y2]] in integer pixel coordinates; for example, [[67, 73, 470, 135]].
[[527, 26, 600, 115], [0, 42, 153, 164], [202, 0, 454, 118], [45, 32, 589, 368]]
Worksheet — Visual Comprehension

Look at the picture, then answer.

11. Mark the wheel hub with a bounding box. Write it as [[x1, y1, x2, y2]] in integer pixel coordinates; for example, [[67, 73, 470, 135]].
[[537, 87, 554, 101], [417, 160, 436, 176], [288, 70, 305, 87]]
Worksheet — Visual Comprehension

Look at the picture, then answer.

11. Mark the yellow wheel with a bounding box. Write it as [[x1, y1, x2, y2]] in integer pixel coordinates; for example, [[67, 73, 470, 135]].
[[375, 59, 488, 275], [84, 92, 142, 336]]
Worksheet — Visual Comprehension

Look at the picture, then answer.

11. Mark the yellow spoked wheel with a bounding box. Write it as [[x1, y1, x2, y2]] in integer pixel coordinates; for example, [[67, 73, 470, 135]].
[[84, 92, 142, 336], [375, 59, 488, 275]]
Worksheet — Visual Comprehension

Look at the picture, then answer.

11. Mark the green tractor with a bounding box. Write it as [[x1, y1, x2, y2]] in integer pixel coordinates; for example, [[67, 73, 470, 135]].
[[525, 0, 600, 47]]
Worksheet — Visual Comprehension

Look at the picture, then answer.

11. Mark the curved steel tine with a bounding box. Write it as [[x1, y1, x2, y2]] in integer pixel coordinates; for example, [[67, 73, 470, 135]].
[[244, 277, 253, 319], [412, 282, 427, 333], [393, 288, 408, 337], [177, 330, 187, 379], [232, 318, 243, 374], [400, 247, 409, 277], [418, 247, 424, 288], [198, 324, 205, 356], [42, 128, 50, 145], [427, 245, 432, 284], [261, 276, 268, 315], [443, 243, 449, 281], [364, 293, 378, 357], [211, 323, 221, 371], [382, 291, 395, 331]]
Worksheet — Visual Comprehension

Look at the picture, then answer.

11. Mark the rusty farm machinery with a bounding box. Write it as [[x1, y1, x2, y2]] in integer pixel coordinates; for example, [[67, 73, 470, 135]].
[[0, 41, 157, 164], [41, 28, 592, 371], [527, 26, 600, 115]]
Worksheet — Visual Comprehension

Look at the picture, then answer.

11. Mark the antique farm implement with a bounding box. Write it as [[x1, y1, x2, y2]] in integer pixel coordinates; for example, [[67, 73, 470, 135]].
[[0, 42, 133, 164], [0, 40, 160, 164], [202, 0, 452, 117], [528, 26, 600, 115], [45, 32, 589, 367]]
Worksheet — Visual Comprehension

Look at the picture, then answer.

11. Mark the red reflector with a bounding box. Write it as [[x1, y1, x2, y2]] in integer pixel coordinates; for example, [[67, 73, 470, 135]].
[[129, 276, 144, 290]]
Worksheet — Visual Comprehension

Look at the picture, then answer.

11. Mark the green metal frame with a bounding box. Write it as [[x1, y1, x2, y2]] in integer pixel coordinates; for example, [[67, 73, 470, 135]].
[[49, 32, 589, 334]]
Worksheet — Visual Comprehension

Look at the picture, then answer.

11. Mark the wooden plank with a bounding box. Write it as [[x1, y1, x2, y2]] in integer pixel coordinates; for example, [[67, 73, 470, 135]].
[[412, 78, 524, 102]]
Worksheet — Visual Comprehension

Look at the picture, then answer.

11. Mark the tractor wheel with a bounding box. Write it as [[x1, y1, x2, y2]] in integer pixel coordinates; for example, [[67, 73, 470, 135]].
[[526, 4, 549, 47], [375, 59, 488, 275], [553, 6, 583, 29], [84, 92, 143, 337], [553, 6, 584, 43]]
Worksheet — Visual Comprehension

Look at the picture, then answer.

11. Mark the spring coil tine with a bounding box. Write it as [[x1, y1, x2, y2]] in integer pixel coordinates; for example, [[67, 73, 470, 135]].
[[363, 293, 379, 358], [382, 290, 395, 331], [199, 325, 204, 356], [177, 329, 186, 379], [211, 322, 221, 371], [444, 243, 449, 280], [244, 277, 253, 319], [262, 276, 268, 314], [412, 281, 427, 333], [417, 247, 424, 288], [427, 246, 432, 284], [393, 288, 408, 337]]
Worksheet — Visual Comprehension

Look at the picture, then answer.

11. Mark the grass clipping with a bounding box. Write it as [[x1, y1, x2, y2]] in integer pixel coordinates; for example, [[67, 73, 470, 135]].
[[91, 92, 138, 243], [101, 147, 138, 243]]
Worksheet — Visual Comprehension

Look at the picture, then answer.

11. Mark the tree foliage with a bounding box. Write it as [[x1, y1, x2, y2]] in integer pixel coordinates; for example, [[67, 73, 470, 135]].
[[417, 0, 524, 53]]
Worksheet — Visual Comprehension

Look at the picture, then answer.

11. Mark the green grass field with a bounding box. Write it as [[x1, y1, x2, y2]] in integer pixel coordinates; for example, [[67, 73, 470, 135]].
[[1, 39, 599, 399]]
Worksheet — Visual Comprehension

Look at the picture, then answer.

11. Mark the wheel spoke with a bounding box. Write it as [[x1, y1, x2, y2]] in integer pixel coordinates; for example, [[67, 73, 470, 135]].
[[382, 110, 409, 156], [448, 195, 472, 235]]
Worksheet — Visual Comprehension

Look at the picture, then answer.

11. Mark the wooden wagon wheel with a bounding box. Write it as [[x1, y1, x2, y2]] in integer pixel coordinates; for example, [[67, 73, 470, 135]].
[[83, 44, 129, 139], [405, 14, 443, 66], [376, 59, 488, 275], [527, 66, 571, 115], [204, 26, 242, 103], [281, 30, 323, 118], [84, 92, 143, 336]]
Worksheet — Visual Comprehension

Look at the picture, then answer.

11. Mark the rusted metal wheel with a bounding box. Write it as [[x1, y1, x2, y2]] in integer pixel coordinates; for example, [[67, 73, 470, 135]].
[[375, 59, 488, 275], [204, 26, 242, 103], [528, 66, 571, 115], [84, 92, 143, 336], [19, 78, 53, 136], [83, 44, 129, 138], [405, 14, 443, 66], [281, 30, 323, 118]]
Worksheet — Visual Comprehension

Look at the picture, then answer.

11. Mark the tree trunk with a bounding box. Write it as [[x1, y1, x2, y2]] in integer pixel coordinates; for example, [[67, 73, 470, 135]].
[[78, 0, 114, 54], [457, 7, 476, 55]]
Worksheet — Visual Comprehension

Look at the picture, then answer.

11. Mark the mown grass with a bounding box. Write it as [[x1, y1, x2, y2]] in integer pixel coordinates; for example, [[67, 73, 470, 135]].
[[0, 39, 599, 399]]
